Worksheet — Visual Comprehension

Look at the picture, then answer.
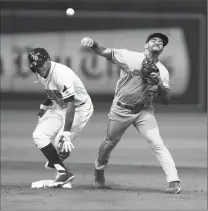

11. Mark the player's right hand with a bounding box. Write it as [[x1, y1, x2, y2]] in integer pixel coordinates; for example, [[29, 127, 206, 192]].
[[81, 37, 94, 48]]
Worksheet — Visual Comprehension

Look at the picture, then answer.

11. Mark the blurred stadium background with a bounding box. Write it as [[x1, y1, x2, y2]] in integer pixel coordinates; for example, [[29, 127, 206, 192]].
[[0, 0, 207, 111], [0, 0, 207, 210]]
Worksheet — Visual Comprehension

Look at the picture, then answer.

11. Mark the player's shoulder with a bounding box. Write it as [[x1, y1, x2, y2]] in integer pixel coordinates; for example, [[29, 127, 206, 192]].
[[53, 61, 70, 70], [128, 50, 143, 57], [113, 48, 143, 59], [114, 48, 142, 55], [52, 61, 72, 75], [51, 61, 74, 83]]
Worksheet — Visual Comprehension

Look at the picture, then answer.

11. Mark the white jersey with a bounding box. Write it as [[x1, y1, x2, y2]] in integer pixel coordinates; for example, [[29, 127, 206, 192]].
[[111, 49, 170, 105], [38, 61, 90, 109]]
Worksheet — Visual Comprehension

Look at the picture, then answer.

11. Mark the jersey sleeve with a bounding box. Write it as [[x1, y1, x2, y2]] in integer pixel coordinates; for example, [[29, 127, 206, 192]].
[[111, 49, 130, 67], [54, 68, 75, 99]]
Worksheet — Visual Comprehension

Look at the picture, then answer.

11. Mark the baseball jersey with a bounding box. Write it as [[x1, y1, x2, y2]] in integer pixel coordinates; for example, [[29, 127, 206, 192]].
[[38, 61, 90, 108], [111, 49, 170, 105]]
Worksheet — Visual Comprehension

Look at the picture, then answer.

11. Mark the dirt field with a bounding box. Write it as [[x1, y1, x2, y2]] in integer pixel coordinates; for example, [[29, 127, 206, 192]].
[[1, 109, 207, 211]]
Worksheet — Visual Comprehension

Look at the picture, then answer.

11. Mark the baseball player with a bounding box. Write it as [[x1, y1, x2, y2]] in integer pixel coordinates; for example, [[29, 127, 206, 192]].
[[28, 48, 93, 187], [81, 33, 181, 194]]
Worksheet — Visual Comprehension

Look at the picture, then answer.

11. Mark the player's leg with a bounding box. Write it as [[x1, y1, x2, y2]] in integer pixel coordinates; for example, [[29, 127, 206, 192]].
[[33, 109, 74, 184], [96, 119, 129, 169], [94, 119, 130, 187], [134, 109, 181, 193], [95, 103, 134, 170], [94, 103, 135, 188]]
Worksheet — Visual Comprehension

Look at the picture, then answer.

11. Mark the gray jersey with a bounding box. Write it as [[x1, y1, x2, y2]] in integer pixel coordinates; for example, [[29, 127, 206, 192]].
[[111, 49, 170, 105]]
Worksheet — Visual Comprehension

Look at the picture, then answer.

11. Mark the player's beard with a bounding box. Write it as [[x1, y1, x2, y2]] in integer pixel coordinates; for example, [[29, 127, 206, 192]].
[[151, 46, 162, 55]]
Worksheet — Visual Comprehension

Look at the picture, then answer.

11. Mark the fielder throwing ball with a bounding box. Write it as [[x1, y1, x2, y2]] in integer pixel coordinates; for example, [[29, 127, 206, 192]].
[[28, 48, 93, 187], [81, 33, 181, 194]]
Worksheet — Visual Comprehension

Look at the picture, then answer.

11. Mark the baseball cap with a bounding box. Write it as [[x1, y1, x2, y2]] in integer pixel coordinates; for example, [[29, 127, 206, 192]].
[[146, 33, 169, 47]]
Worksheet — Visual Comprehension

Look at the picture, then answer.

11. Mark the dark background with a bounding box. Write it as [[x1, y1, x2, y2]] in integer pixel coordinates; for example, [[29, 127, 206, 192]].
[[0, 0, 207, 14], [0, 0, 207, 111]]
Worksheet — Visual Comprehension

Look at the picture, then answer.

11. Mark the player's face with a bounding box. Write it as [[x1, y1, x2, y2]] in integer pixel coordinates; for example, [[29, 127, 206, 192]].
[[146, 37, 164, 54], [35, 60, 51, 78]]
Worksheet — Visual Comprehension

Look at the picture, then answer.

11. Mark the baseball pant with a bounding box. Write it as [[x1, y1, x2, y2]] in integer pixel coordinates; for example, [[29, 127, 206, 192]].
[[95, 103, 179, 183], [33, 99, 93, 150]]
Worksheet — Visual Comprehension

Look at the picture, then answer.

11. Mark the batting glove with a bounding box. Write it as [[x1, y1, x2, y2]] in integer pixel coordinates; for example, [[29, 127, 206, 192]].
[[57, 131, 74, 153], [81, 37, 94, 48]]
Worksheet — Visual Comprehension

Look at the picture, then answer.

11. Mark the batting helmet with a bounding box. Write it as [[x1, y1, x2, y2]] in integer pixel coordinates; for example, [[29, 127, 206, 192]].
[[146, 33, 169, 47], [28, 48, 50, 73]]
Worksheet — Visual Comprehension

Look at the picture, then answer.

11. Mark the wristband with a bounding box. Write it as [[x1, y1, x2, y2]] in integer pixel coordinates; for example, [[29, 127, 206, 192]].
[[91, 41, 98, 49], [40, 104, 48, 110], [62, 131, 71, 137]]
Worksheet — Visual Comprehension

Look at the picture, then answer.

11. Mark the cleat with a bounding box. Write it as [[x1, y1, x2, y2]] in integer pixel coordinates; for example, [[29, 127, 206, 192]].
[[166, 181, 181, 194], [94, 169, 106, 188], [45, 161, 55, 170], [51, 170, 75, 187]]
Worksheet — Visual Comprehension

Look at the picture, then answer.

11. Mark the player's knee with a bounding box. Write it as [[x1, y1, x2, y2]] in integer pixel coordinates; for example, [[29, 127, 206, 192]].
[[143, 129, 162, 142], [32, 129, 42, 141], [32, 130, 50, 149], [150, 141, 165, 151], [105, 136, 119, 147]]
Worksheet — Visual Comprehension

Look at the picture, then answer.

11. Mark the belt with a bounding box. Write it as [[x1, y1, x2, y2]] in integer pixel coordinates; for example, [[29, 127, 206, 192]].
[[116, 101, 150, 113]]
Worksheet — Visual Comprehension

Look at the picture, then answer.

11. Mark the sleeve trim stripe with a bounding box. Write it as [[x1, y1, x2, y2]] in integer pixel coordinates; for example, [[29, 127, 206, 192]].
[[112, 49, 118, 64], [62, 92, 75, 99], [63, 86, 74, 91]]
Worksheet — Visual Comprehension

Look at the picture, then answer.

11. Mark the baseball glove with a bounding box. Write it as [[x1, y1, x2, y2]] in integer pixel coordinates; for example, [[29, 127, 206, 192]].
[[141, 58, 160, 85]]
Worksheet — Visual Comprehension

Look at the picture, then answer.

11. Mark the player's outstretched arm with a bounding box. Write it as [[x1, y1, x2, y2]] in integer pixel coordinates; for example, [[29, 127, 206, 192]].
[[63, 96, 75, 132], [81, 37, 112, 60], [56, 95, 75, 159]]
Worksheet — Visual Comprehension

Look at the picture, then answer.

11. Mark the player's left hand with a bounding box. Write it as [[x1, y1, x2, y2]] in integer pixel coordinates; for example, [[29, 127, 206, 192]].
[[147, 72, 162, 86], [57, 131, 74, 160]]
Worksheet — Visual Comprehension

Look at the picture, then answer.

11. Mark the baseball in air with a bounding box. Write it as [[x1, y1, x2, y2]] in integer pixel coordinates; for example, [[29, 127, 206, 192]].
[[66, 8, 75, 16]]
